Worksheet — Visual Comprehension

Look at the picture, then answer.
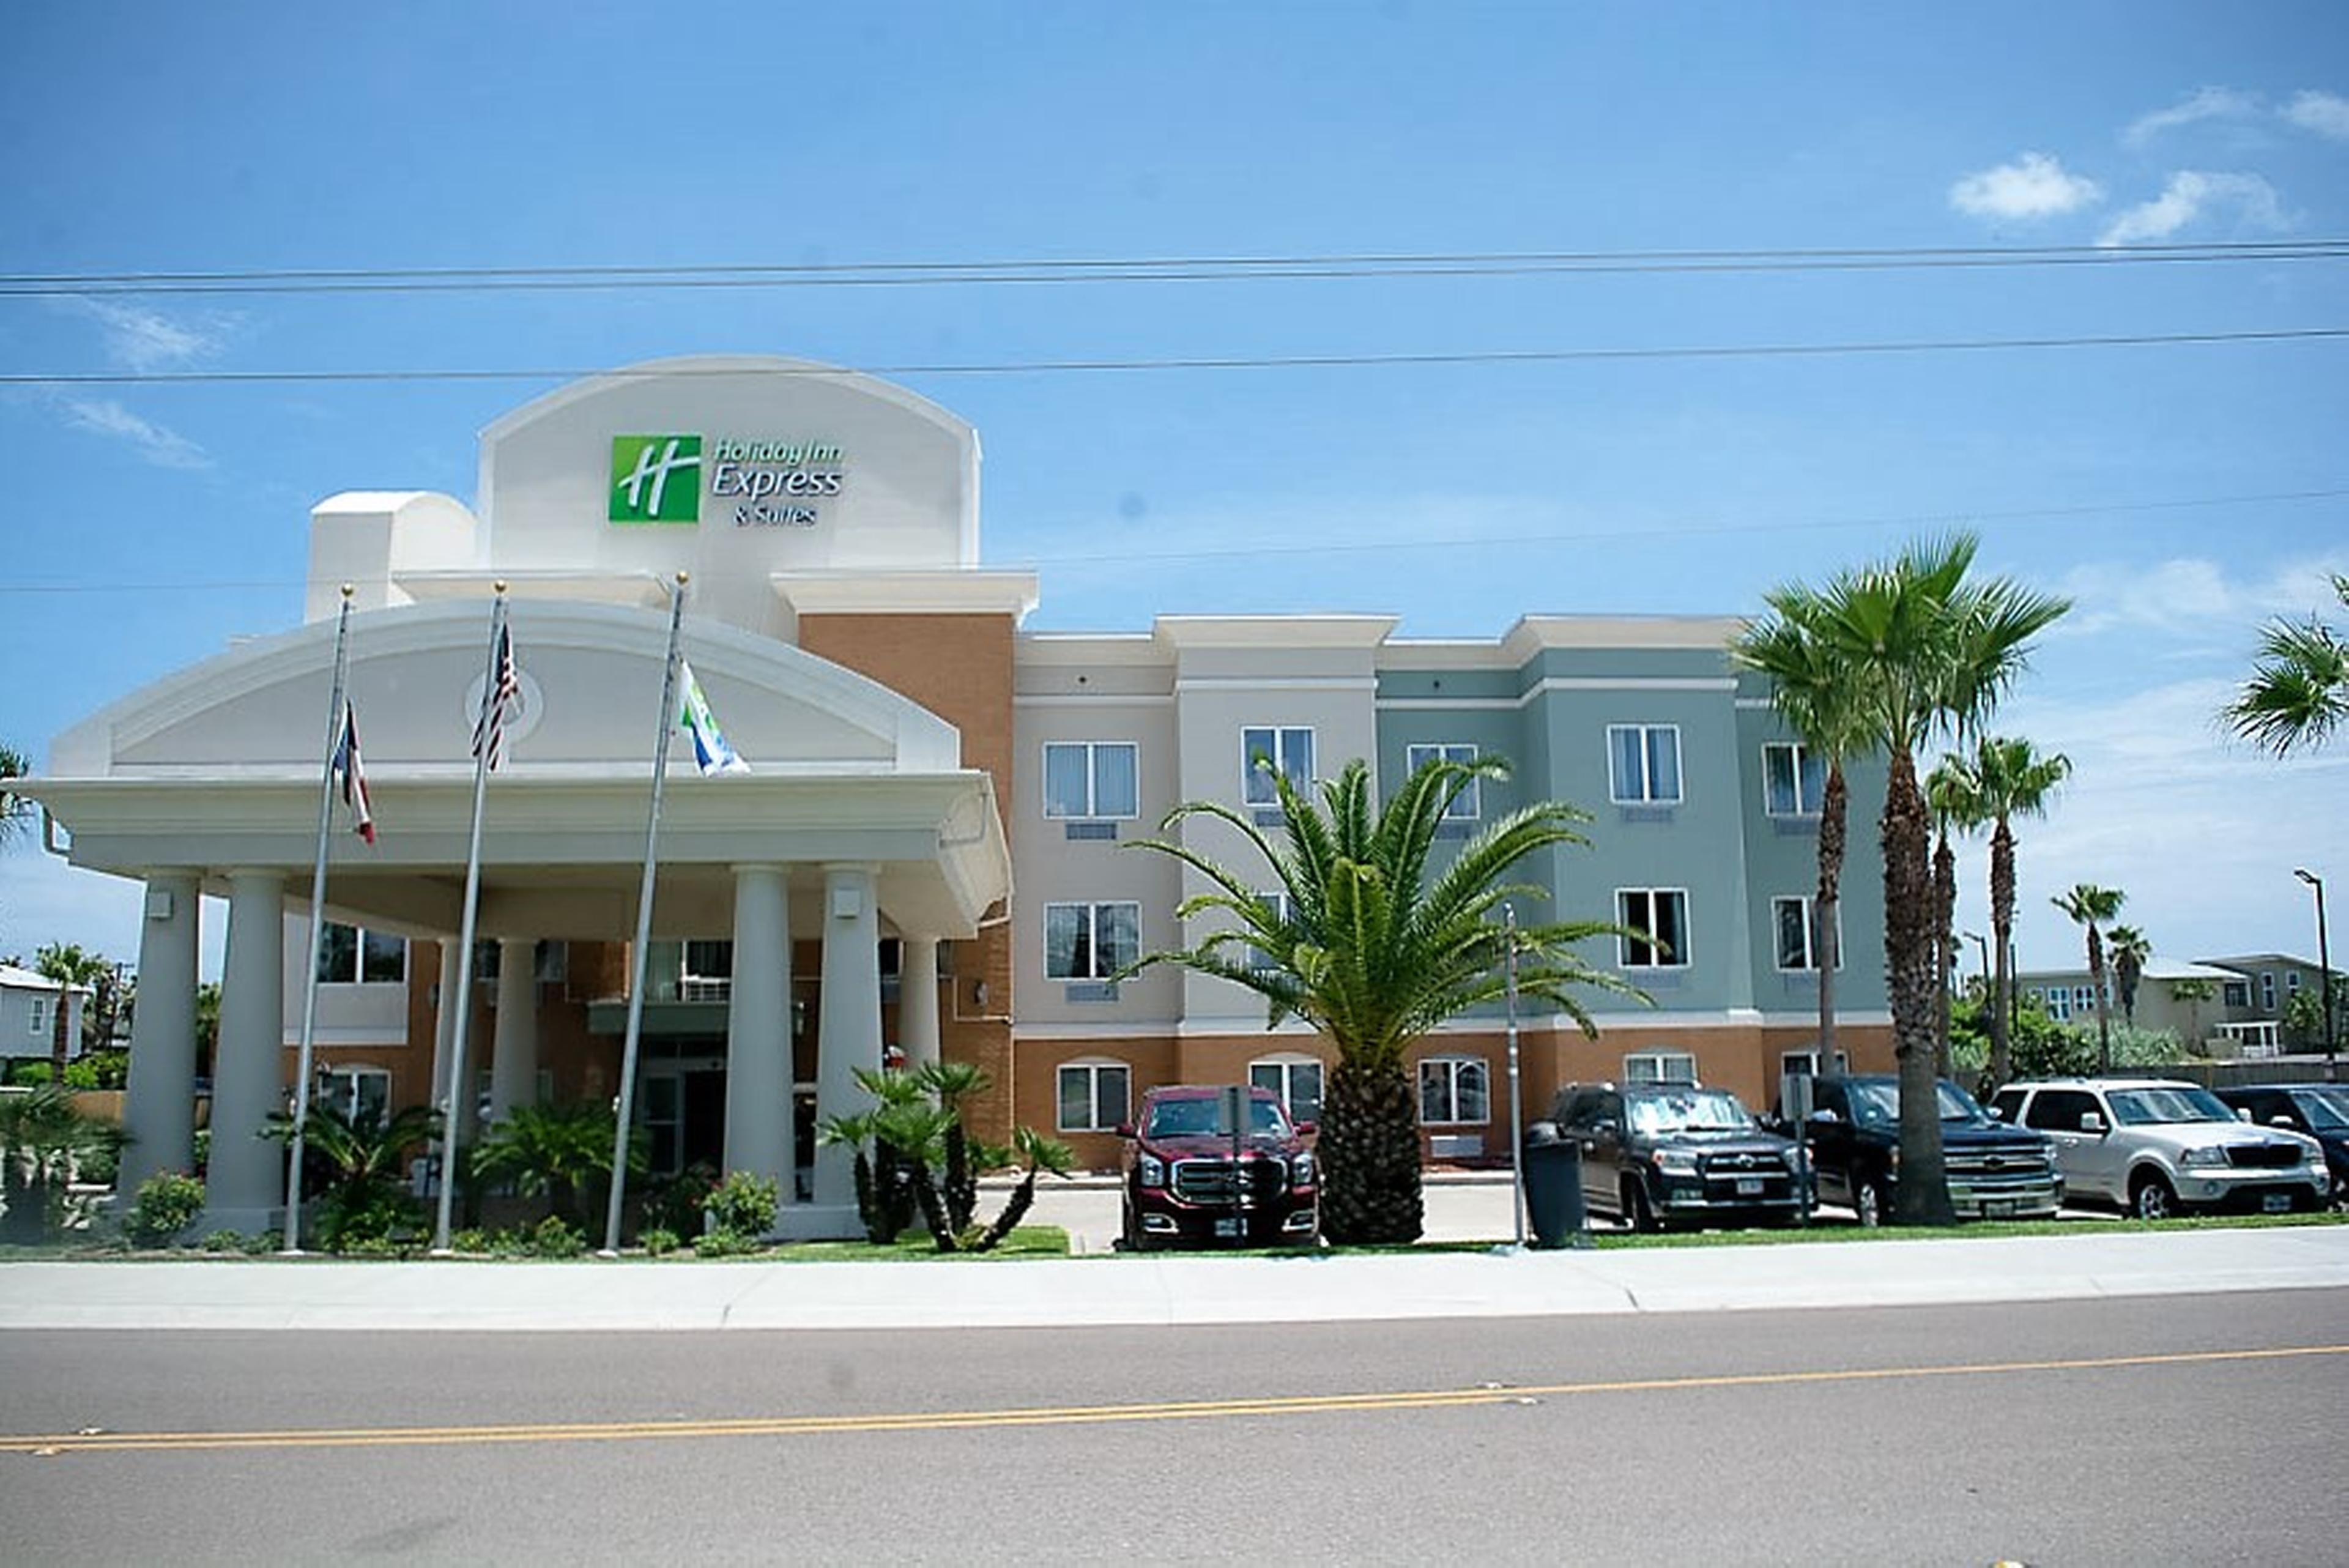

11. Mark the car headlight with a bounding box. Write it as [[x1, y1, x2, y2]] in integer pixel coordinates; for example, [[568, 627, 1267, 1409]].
[[1137, 1153, 1165, 1186], [2179, 1146, 2228, 1168], [1653, 1149, 1699, 1175], [1291, 1152, 1315, 1186]]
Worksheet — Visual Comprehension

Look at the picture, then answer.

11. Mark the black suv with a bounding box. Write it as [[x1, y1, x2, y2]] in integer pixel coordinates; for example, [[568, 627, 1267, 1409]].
[[1550, 1082, 1802, 1231], [1794, 1074, 2061, 1225], [2214, 1082, 2349, 1207]]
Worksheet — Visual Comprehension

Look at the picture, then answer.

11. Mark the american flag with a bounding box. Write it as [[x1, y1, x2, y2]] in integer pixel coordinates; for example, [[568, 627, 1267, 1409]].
[[472, 622, 521, 770], [330, 700, 375, 844]]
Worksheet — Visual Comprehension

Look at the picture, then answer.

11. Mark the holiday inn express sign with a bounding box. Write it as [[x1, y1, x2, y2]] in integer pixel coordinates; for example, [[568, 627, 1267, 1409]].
[[610, 433, 846, 528]]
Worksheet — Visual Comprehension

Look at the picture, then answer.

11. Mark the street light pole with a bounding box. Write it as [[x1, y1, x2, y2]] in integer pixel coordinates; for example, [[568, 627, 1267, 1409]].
[[2296, 869, 2334, 1083], [1963, 931, 1991, 1003]]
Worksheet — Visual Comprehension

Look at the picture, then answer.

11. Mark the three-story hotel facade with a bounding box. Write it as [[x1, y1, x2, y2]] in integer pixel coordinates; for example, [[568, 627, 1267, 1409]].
[[26, 357, 1892, 1238]]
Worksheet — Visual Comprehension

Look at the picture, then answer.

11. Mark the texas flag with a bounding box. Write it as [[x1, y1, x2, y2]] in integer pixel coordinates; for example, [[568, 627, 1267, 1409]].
[[330, 700, 376, 844]]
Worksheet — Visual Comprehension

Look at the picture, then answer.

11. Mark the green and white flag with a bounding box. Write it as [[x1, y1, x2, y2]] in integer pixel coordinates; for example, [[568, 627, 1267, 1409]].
[[677, 661, 749, 775]]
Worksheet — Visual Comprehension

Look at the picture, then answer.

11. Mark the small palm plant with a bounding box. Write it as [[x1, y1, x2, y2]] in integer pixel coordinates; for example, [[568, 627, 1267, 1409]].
[[1, 1085, 121, 1245], [266, 1101, 440, 1251], [471, 1101, 644, 1231], [822, 1065, 1074, 1252]]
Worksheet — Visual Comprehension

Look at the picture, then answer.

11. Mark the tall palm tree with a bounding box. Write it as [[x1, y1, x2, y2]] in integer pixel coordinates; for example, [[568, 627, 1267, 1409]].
[[33, 943, 109, 1088], [0, 743, 33, 850], [2106, 924, 2151, 1030], [1732, 610, 1875, 1066], [1126, 752, 1635, 1244], [1755, 535, 2068, 1225], [2053, 883, 2126, 1072], [2225, 573, 2349, 755], [1923, 759, 1978, 1079], [1939, 737, 2071, 1090]]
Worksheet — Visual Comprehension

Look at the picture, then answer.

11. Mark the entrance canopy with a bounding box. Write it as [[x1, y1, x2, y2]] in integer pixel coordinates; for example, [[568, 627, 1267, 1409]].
[[29, 597, 1011, 942]]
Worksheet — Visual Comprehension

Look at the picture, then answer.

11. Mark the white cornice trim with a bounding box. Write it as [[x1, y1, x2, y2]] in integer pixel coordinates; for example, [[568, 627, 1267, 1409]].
[[1014, 693, 1178, 708], [774, 570, 1040, 620], [1154, 615, 1399, 651], [1173, 675, 1378, 694]]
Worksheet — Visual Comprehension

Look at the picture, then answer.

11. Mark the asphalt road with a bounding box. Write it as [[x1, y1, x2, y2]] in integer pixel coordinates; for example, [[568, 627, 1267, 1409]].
[[4, 1290, 2343, 1565]]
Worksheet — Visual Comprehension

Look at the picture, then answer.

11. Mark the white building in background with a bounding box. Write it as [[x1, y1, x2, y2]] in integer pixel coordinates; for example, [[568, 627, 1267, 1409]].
[[0, 962, 89, 1063]]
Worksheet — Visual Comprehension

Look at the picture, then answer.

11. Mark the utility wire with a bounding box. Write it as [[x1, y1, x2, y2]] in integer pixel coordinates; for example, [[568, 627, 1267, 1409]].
[[7, 326, 2344, 388], [4, 239, 2345, 297]]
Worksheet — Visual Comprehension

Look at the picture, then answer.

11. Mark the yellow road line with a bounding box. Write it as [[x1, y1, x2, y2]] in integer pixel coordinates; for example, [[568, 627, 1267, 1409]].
[[9, 1343, 2345, 1456]]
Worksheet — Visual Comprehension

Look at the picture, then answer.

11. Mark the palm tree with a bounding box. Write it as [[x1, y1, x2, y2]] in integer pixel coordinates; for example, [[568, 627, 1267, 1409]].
[[2225, 573, 2349, 755], [471, 1101, 643, 1230], [0, 1085, 120, 1244], [2169, 976, 2217, 1053], [0, 743, 33, 851], [1754, 535, 2068, 1225], [1732, 609, 1876, 1066], [33, 943, 109, 1088], [1127, 752, 1636, 1244], [266, 1101, 441, 1250], [1936, 737, 2071, 1090], [1923, 759, 1977, 1079], [2106, 924, 2152, 1030], [2053, 884, 2126, 1072]]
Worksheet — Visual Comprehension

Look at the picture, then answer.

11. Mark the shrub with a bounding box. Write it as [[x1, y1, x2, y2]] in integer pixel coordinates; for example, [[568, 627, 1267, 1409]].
[[639, 1226, 681, 1258], [526, 1215, 586, 1258], [7, 1060, 54, 1087], [62, 1059, 100, 1091], [692, 1227, 760, 1258], [125, 1172, 206, 1247], [448, 1227, 496, 1255], [637, 1162, 716, 1239], [200, 1229, 248, 1253], [702, 1170, 779, 1239], [341, 1234, 417, 1259]]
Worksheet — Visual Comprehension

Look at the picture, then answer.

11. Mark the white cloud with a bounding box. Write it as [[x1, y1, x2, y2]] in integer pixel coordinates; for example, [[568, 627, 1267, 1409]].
[[2123, 87, 2263, 147], [1948, 152, 2102, 220], [2282, 89, 2349, 140], [60, 297, 225, 373], [56, 397, 210, 470], [2096, 170, 2285, 246], [2051, 554, 2349, 641]]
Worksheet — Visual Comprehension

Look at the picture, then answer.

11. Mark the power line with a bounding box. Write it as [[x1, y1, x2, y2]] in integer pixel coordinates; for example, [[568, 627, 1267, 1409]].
[[5, 485, 2340, 597], [6, 325, 2343, 389], [5, 239, 2345, 297]]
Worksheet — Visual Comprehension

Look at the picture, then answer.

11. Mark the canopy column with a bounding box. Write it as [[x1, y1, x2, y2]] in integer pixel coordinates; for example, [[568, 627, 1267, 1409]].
[[814, 864, 882, 1209], [204, 870, 287, 1233], [118, 873, 201, 1197]]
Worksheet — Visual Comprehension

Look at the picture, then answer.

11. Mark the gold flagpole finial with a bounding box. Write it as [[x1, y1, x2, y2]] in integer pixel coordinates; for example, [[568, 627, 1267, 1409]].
[[493, 579, 509, 596], [339, 582, 355, 601], [675, 570, 690, 587]]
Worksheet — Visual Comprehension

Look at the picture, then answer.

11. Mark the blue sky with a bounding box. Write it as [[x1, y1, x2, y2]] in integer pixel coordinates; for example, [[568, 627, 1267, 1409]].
[[2, 2, 2344, 979]]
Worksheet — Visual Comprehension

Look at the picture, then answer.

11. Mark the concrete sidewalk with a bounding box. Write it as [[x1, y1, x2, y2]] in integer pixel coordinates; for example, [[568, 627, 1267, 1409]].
[[4, 1225, 2346, 1333]]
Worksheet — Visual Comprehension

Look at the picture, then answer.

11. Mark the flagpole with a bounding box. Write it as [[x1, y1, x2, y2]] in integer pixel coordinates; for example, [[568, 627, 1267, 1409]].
[[283, 585, 357, 1254], [432, 586, 510, 1254], [603, 572, 689, 1257]]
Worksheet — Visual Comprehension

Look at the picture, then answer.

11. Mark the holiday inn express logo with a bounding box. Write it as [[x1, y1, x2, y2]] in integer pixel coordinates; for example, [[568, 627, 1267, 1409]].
[[610, 434, 704, 523]]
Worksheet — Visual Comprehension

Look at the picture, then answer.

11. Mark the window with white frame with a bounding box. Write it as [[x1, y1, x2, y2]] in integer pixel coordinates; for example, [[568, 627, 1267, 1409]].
[[1406, 741, 1482, 819], [1045, 902, 1140, 981], [1779, 1049, 1847, 1079], [1624, 1050, 1698, 1085], [1771, 895, 1841, 972], [1607, 724, 1682, 805], [1056, 1060, 1130, 1132], [1043, 741, 1139, 820], [316, 923, 407, 985], [1617, 889, 1690, 969], [2222, 978, 2251, 1008], [2044, 987, 2071, 1021], [28, 995, 50, 1038], [1241, 726, 1314, 807], [2262, 972, 2277, 1011], [1245, 891, 1294, 972], [1762, 741, 1827, 817], [315, 1066, 392, 1128], [1417, 1055, 1490, 1125], [1250, 1055, 1324, 1124], [2072, 984, 2097, 1016]]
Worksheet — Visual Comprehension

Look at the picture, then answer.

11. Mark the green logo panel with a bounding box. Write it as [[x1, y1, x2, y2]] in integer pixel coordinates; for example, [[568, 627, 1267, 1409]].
[[609, 434, 705, 523]]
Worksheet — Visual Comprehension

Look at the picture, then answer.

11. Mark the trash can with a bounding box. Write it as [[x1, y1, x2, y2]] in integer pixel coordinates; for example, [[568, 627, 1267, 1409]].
[[1521, 1121, 1587, 1249]]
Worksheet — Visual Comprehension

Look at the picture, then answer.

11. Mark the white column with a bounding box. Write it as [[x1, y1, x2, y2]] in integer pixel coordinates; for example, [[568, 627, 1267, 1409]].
[[814, 864, 882, 1209], [119, 874, 200, 1197], [204, 870, 286, 1232], [487, 938, 539, 1122], [725, 866, 793, 1225], [900, 936, 941, 1074]]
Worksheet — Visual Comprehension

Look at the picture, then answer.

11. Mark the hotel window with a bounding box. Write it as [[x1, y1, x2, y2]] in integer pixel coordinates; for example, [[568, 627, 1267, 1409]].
[[1418, 1055, 1490, 1126], [1045, 902, 1140, 981], [1617, 889, 1690, 969], [1043, 741, 1139, 820], [1057, 1060, 1130, 1133], [316, 923, 407, 985], [1772, 896, 1841, 972], [1624, 1050, 1699, 1085], [1607, 725, 1682, 806], [316, 1067, 392, 1129], [1242, 726, 1314, 807], [1246, 891, 1294, 973], [1250, 1055, 1324, 1125], [1763, 742, 1827, 817], [1406, 741, 1482, 819]]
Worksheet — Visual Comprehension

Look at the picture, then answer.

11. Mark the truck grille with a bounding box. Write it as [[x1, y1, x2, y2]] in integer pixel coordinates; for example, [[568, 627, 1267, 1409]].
[[2226, 1143, 2303, 1170], [1170, 1156, 1288, 1205], [1947, 1150, 2054, 1184]]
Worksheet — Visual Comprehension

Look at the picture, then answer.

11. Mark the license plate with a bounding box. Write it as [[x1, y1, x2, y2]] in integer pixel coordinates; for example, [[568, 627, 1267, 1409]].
[[1982, 1200, 2014, 1219], [1736, 1178, 1764, 1196], [1214, 1217, 1242, 1236], [2263, 1193, 2293, 1214]]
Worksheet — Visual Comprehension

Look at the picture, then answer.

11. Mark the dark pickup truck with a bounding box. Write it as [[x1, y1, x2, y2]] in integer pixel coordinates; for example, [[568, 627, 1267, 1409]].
[[1794, 1074, 2061, 1225], [1118, 1084, 1319, 1250], [1551, 1081, 1804, 1232]]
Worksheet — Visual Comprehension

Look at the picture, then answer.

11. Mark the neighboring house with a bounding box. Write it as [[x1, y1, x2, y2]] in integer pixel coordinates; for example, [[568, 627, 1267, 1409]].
[[0, 963, 90, 1065], [21, 355, 1897, 1236], [2019, 953, 2330, 1058]]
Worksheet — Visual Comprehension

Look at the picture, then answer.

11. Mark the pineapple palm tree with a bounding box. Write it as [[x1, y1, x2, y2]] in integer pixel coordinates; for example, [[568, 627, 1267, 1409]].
[[1937, 737, 2071, 1090], [2225, 573, 2349, 755], [2106, 924, 2152, 1030], [1127, 752, 1635, 1245], [2053, 883, 2126, 1072], [1753, 535, 2068, 1224], [1732, 609, 1876, 1066]]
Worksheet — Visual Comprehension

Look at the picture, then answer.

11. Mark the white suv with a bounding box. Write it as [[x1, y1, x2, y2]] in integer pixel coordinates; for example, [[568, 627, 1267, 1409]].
[[1988, 1078, 2327, 1220]]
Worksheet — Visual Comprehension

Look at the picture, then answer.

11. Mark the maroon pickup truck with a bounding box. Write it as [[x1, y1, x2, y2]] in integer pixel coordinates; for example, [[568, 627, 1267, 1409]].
[[1118, 1085, 1319, 1250]]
